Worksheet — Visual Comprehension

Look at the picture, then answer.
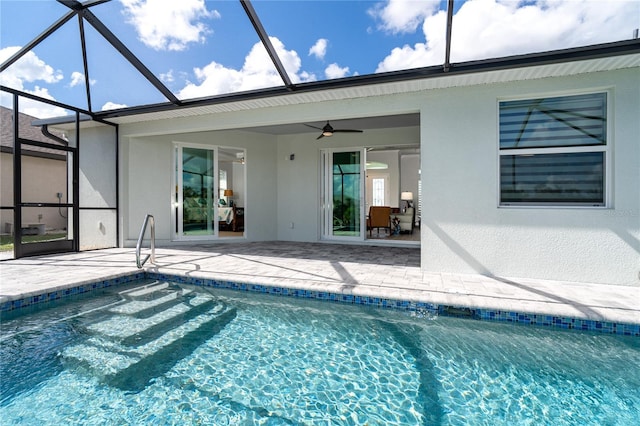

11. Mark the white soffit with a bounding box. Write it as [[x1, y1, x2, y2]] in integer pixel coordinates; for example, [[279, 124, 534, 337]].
[[110, 54, 640, 126]]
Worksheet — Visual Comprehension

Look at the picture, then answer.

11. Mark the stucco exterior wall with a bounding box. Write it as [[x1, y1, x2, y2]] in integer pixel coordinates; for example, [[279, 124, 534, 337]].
[[78, 125, 118, 250], [0, 153, 68, 232], [121, 129, 277, 246], [118, 66, 639, 286], [420, 68, 639, 285]]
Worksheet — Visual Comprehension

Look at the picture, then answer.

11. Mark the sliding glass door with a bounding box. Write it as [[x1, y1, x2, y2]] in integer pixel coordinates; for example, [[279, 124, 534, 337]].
[[173, 143, 246, 240], [174, 144, 216, 239], [321, 149, 364, 240]]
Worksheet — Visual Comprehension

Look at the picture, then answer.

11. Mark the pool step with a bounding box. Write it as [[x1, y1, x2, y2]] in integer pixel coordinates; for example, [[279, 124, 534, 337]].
[[60, 282, 236, 392]]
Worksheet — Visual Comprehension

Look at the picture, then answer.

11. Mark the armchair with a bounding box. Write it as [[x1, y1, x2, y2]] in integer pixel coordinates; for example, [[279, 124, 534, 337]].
[[393, 207, 415, 233], [367, 206, 391, 236]]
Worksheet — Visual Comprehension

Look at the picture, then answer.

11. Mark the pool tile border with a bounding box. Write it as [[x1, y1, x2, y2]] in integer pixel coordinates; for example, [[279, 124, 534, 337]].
[[0, 272, 146, 312], [2, 271, 638, 337]]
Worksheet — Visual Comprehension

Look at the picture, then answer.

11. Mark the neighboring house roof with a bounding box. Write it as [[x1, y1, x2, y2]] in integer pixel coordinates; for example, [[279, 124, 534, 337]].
[[0, 106, 68, 160]]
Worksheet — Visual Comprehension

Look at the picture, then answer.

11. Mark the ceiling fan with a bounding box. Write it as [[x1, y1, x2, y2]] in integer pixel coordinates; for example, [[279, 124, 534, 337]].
[[304, 121, 363, 140]]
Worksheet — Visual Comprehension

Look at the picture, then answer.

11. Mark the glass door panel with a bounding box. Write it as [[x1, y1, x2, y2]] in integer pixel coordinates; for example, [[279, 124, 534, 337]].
[[217, 147, 245, 238], [322, 149, 363, 240], [181, 147, 215, 237]]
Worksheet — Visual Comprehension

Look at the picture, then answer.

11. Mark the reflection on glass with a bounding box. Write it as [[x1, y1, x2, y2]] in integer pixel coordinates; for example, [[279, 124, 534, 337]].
[[182, 147, 215, 236], [332, 151, 361, 237]]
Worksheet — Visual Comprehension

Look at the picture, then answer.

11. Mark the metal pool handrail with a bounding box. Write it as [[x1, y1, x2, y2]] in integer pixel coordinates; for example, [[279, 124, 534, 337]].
[[136, 214, 155, 268]]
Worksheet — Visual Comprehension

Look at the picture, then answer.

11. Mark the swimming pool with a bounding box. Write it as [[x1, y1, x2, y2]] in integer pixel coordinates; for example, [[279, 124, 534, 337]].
[[1, 279, 639, 425]]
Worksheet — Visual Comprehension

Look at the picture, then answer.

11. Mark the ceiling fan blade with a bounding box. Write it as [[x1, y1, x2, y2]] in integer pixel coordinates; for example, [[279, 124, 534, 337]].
[[333, 129, 363, 133], [316, 133, 325, 140], [303, 123, 323, 130]]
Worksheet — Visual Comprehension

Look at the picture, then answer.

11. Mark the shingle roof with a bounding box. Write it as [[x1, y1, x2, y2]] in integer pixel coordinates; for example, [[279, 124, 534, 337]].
[[1, 106, 67, 159]]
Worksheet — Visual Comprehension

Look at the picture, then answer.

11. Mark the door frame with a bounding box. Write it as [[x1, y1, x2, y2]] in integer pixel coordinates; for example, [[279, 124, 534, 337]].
[[320, 147, 366, 242], [172, 142, 219, 241], [13, 104, 79, 258]]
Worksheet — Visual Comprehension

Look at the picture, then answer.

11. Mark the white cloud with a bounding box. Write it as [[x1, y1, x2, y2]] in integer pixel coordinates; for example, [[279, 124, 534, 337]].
[[0, 46, 63, 89], [0, 46, 66, 118], [69, 71, 96, 88], [369, 0, 440, 34], [178, 37, 315, 99], [101, 101, 128, 111], [121, 0, 219, 51], [309, 38, 328, 60], [19, 87, 67, 118], [376, 0, 640, 72], [325, 63, 350, 79], [160, 70, 174, 84]]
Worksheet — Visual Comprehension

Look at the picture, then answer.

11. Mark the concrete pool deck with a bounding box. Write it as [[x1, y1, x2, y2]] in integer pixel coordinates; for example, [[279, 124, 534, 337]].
[[0, 242, 638, 326]]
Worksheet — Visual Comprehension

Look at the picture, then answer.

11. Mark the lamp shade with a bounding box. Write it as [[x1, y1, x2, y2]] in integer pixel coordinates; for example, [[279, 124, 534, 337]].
[[224, 189, 233, 197], [400, 191, 413, 201]]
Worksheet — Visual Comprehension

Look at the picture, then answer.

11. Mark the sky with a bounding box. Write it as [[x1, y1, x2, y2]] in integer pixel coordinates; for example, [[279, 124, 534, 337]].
[[1, 0, 638, 118]]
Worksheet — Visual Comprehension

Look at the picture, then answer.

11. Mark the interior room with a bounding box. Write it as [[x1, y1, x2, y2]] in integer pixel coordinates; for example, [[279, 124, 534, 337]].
[[365, 146, 420, 243], [217, 147, 246, 238], [179, 145, 246, 240]]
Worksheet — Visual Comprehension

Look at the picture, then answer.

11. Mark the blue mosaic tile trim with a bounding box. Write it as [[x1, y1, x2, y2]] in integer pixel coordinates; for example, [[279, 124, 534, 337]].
[[146, 272, 439, 314], [0, 272, 146, 313], [146, 272, 640, 337], [467, 308, 640, 337], [3, 270, 639, 337]]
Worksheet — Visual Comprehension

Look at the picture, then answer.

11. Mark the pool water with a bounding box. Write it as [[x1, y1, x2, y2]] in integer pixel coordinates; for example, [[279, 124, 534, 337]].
[[1, 280, 638, 425]]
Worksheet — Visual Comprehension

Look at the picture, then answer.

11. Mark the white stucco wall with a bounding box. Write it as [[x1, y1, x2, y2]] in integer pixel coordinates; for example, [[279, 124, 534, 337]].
[[420, 68, 639, 285], [121, 129, 277, 246], [117, 66, 639, 286], [78, 125, 118, 250]]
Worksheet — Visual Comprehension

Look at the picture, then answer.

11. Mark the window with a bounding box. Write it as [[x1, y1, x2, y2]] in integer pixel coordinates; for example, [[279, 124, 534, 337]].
[[499, 92, 607, 206]]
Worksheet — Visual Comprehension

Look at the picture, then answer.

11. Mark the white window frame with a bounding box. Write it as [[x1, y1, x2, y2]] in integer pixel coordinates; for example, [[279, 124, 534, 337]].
[[497, 90, 612, 208]]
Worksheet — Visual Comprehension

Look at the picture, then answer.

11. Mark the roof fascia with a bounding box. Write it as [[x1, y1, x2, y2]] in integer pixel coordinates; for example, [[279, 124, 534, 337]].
[[92, 39, 640, 120]]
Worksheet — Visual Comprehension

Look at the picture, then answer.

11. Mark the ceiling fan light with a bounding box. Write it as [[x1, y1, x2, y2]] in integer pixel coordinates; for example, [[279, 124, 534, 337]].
[[322, 130, 333, 137]]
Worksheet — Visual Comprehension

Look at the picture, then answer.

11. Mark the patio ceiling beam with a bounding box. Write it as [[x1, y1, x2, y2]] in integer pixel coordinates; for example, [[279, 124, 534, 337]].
[[240, 0, 294, 89], [0, 10, 75, 72]]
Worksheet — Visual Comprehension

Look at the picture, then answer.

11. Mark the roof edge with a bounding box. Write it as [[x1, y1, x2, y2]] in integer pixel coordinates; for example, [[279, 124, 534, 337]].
[[93, 39, 640, 120], [4, 39, 639, 124]]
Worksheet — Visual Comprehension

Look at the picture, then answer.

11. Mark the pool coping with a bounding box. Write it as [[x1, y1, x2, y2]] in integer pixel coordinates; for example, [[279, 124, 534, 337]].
[[2, 270, 638, 337]]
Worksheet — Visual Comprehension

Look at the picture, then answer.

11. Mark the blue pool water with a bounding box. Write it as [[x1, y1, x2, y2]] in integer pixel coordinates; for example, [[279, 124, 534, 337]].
[[1, 279, 638, 425]]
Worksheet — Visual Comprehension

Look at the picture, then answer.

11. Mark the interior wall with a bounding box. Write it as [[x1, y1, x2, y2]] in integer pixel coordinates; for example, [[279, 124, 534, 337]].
[[366, 150, 400, 208], [420, 67, 640, 285], [400, 154, 420, 210]]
